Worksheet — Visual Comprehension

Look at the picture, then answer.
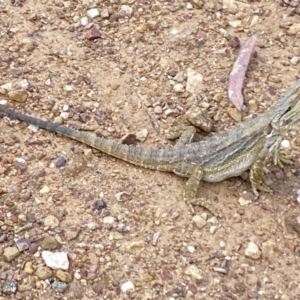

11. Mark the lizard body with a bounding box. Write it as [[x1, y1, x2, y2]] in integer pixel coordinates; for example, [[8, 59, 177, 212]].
[[1, 80, 300, 214]]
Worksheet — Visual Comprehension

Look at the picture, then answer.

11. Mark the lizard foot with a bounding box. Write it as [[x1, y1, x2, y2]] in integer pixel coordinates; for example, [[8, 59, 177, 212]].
[[186, 197, 217, 216], [252, 183, 273, 195], [275, 151, 293, 167]]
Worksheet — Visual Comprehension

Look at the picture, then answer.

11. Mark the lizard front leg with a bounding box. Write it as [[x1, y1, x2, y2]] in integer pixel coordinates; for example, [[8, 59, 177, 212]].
[[184, 167, 217, 215], [249, 148, 273, 196]]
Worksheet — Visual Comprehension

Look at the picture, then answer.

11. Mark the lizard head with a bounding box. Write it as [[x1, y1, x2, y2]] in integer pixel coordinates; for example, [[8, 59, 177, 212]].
[[272, 82, 300, 131], [278, 93, 300, 129]]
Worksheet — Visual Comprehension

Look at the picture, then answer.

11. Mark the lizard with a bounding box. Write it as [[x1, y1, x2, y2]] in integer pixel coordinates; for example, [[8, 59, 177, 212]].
[[0, 80, 300, 215]]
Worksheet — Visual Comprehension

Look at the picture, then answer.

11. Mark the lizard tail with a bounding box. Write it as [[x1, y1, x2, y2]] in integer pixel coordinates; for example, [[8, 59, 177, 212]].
[[0, 105, 161, 169]]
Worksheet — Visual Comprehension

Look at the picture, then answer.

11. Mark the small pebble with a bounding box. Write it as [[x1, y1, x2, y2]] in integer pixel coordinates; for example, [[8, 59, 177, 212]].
[[41, 234, 59, 250], [186, 68, 203, 94], [210, 225, 218, 234], [28, 243, 38, 254], [245, 241, 261, 259], [2, 280, 18, 295], [121, 281, 135, 293], [80, 17, 89, 26], [185, 265, 203, 280], [101, 9, 109, 19], [8, 90, 28, 103], [55, 156, 67, 167], [44, 215, 60, 228], [173, 83, 185, 93], [187, 246, 195, 253], [186, 2, 193, 9], [103, 216, 115, 224], [62, 104, 69, 111], [3, 247, 20, 262], [93, 200, 107, 211], [15, 238, 31, 251], [39, 185, 50, 194], [24, 261, 34, 274], [119, 5, 133, 17], [60, 112, 69, 120], [192, 215, 207, 229], [220, 240, 226, 248], [42, 251, 69, 270], [92, 283, 103, 294], [227, 107, 242, 122], [87, 8, 99, 19], [18, 79, 29, 89], [136, 129, 148, 142], [229, 36, 240, 48], [85, 27, 102, 40], [52, 117, 63, 125], [164, 108, 174, 116], [56, 270, 72, 283], [51, 280, 68, 293], [154, 106, 163, 114], [173, 72, 184, 82], [290, 56, 299, 65], [35, 266, 53, 280], [281, 139, 290, 148]]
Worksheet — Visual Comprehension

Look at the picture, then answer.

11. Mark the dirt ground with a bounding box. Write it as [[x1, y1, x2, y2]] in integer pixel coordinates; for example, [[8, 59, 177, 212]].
[[1, 0, 300, 299]]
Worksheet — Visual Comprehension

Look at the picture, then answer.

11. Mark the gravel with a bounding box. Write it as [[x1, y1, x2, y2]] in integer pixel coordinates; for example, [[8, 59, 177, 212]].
[[0, 0, 300, 298]]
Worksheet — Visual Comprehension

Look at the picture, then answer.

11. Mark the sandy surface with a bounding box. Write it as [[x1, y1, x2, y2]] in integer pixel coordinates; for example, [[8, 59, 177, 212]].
[[1, 0, 300, 299]]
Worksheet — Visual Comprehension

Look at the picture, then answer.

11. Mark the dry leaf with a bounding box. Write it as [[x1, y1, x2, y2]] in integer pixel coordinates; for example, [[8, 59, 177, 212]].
[[228, 35, 257, 111]]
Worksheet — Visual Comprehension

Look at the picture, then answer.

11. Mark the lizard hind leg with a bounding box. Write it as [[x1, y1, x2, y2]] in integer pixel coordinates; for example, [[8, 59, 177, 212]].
[[184, 167, 217, 215]]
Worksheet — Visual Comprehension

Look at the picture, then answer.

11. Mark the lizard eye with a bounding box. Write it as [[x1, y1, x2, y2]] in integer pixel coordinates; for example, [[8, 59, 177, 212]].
[[285, 106, 292, 113], [266, 124, 272, 134], [279, 101, 300, 127]]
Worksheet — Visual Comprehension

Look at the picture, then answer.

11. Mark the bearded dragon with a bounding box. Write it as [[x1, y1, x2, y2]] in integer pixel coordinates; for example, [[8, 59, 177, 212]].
[[1, 80, 300, 214]]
